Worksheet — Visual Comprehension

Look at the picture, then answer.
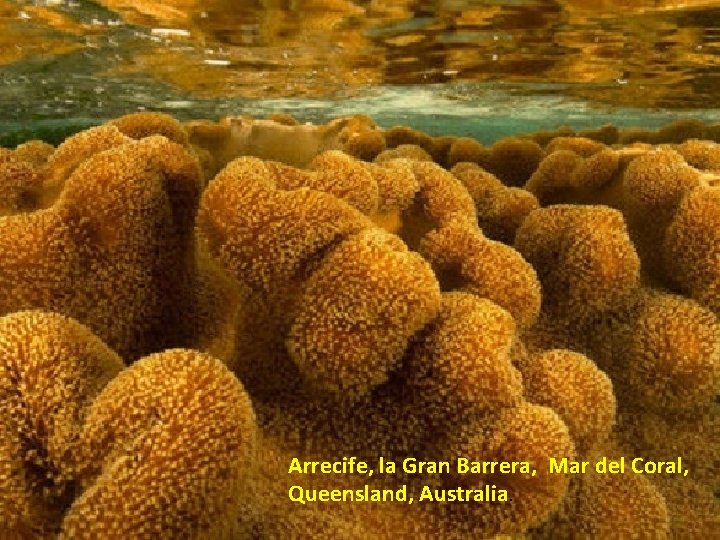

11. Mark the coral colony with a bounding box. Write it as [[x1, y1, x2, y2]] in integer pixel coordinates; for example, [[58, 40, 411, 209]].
[[0, 112, 718, 538]]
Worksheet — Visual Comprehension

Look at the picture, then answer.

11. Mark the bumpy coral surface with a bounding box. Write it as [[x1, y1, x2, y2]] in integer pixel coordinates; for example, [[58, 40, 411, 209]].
[[1, 114, 719, 539], [0, 122, 204, 360], [0, 311, 255, 539], [515, 205, 640, 321]]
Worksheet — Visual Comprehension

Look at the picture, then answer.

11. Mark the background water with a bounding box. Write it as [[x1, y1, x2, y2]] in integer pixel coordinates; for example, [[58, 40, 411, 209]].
[[2, 0, 720, 145]]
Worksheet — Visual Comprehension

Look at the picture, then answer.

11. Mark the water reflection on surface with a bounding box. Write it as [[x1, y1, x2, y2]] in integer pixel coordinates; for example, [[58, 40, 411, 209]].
[[0, 0, 720, 125]]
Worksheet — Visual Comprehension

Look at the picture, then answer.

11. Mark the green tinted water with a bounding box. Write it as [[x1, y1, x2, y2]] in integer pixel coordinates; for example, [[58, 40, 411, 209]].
[[2, 0, 720, 143]]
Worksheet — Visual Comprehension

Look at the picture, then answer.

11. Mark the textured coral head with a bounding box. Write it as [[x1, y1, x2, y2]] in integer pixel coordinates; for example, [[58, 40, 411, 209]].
[[442, 403, 575, 535], [287, 228, 441, 399], [197, 156, 371, 294], [624, 292, 720, 411], [516, 349, 616, 455], [664, 187, 720, 314], [406, 292, 523, 414], [62, 349, 257, 539], [515, 205, 640, 321], [0, 311, 124, 537]]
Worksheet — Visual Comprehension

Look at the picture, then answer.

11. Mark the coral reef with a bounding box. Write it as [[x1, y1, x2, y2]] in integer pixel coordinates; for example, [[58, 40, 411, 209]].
[[1, 114, 719, 539]]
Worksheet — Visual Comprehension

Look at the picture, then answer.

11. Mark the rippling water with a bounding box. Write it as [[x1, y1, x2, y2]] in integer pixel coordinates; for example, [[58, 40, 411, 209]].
[[2, 0, 720, 142]]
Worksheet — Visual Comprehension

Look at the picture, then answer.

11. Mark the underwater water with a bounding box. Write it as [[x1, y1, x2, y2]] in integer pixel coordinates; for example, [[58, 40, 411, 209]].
[[1, 1, 719, 540], [2, 0, 720, 144]]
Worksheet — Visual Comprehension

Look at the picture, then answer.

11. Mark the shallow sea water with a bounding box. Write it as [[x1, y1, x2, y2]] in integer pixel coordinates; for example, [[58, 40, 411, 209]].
[[2, 0, 720, 143]]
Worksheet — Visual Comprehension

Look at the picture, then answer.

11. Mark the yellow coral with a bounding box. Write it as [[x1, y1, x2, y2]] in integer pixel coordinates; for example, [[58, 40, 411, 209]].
[[197, 156, 372, 294], [307, 150, 380, 214], [343, 129, 386, 161], [42, 124, 130, 204], [544, 136, 607, 157], [543, 459, 670, 539], [406, 292, 523, 413], [577, 124, 619, 145], [441, 404, 575, 536], [675, 139, 720, 172], [421, 219, 541, 328], [395, 160, 476, 250], [621, 147, 715, 279], [524, 148, 621, 205], [485, 137, 544, 187], [383, 125, 435, 154], [374, 143, 434, 163], [367, 159, 419, 213], [12, 140, 54, 166], [0, 148, 44, 215], [620, 291, 720, 410], [655, 119, 707, 144], [108, 111, 189, 145], [447, 137, 490, 168], [5, 114, 720, 539]]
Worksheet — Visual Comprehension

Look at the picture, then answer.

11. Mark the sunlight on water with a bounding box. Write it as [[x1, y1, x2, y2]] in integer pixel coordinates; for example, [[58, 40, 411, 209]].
[[1, 0, 720, 138]]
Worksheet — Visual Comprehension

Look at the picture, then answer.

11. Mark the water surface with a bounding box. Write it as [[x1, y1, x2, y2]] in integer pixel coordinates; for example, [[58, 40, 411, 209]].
[[2, 0, 720, 142]]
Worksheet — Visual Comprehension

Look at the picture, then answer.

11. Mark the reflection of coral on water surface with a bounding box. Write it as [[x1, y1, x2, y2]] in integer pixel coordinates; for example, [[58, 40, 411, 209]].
[[0, 111, 718, 538], [3, 0, 720, 106]]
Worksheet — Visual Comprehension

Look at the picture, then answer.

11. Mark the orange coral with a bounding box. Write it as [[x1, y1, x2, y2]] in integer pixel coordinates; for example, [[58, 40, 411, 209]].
[[42, 124, 130, 204], [516, 349, 616, 454], [515, 205, 640, 321], [197, 156, 372, 295], [395, 160, 476, 250], [406, 292, 523, 414], [664, 187, 720, 314], [0, 311, 256, 539], [447, 137, 490, 168], [485, 137, 544, 187], [623, 147, 719, 281], [4, 114, 720, 538], [383, 125, 435, 154], [675, 139, 720, 171], [421, 219, 541, 328], [542, 460, 670, 539], [108, 111, 189, 145], [0, 133, 202, 359], [524, 147, 621, 205], [0, 148, 45, 215], [591, 289, 720, 411], [375, 143, 434, 163], [62, 348, 256, 539], [367, 159, 419, 213], [439, 404, 575, 536], [577, 124, 620, 145], [452, 162, 539, 243], [544, 136, 608, 157], [307, 150, 380, 214], [343, 129, 386, 161], [0, 311, 124, 538], [198, 156, 442, 400], [287, 228, 441, 398]]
